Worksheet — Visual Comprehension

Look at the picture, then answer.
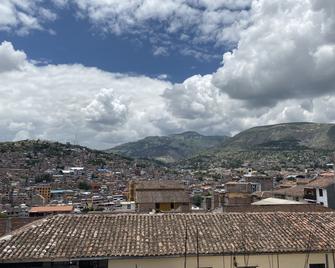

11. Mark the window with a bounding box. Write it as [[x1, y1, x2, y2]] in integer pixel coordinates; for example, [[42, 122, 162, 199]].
[[309, 264, 325, 268], [171, 203, 175, 209], [319, 189, 323, 197]]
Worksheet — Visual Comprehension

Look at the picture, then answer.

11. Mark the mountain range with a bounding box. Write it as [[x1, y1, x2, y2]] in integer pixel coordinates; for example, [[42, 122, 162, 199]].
[[108, 131, 228, 163], [109, 122, 335, 163]]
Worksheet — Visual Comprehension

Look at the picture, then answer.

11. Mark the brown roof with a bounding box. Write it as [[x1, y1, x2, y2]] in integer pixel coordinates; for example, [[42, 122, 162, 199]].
[[2, 212, 335, 262], [306, 176, 335, 188], [272, 185, 305, 197], [29, 205, 73, 213], [135, 190, 190, 203], [135, 180, 185, 190]]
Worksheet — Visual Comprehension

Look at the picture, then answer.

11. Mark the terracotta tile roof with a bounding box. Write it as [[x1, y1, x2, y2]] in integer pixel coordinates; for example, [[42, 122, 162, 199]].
[[272, 185, 305, 197], [1, 212, 335, 263], [135, 190, 190, 203], [29, 205, 73, 213], [306, 176, 335, 188]]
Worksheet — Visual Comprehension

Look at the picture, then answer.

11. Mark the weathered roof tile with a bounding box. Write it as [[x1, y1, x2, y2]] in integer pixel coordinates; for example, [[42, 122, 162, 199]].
[[1, 212, 335, 263]]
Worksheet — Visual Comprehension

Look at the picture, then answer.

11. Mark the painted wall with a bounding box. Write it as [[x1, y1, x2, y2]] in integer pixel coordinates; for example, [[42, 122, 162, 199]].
[[108, 252, 333, 268], [316, 188, 328, 207]]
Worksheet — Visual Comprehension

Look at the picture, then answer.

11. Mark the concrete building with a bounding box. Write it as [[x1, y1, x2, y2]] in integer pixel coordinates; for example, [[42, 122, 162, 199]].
[[34, 185, 51, 201], [243, 174, 274, 191], [304, 175, 335, 208], [224, 181, 258, 206], [132, 180, 190, 212], [1, 213, 335, 268]]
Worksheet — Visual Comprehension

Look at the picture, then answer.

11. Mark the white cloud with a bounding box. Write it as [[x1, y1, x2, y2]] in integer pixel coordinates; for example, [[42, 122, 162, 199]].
[[0, 0, 251, 59], [1, 0, 335, 149], [83, 88, 128, 129], [161, 0, 335, 136], [212, 0, 335, 106], [0, 0, 57, 34], [153, 46, 169, 57], [0, 41, 27, 72], [69, 0, 251, 57], [0, 41, 172, 148]]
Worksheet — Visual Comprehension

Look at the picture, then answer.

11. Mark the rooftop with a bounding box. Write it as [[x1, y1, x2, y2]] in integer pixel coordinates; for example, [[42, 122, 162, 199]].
[[1, 212, 335, 263], [222, 205, 333, 213], [252, 197, 303, 205], [29, 205, 74, 213], [135, 180, 185, 190], [306, 176, 335, 188], [272, 185, 305, 197]]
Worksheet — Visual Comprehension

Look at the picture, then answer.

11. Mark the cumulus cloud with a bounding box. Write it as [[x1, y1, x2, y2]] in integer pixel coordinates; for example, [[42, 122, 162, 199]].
[[83, 88, 128, 129], [1, 0, 335, 149], [0, 41, 172, 148], [161, 0, 335, 135], [0, 41, 27, 72], [212, 0, 335, 106]]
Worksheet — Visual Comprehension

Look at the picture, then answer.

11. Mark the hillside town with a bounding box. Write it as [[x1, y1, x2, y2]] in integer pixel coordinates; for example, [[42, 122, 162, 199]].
[[1, 0, 335, 267], [1, 140, 335, 238]]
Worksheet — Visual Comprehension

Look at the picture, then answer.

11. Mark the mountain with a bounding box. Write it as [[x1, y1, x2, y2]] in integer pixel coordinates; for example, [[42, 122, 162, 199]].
[[0, 139, 133, 175], [175, 122, 335, 170], [223, 122, 335, 150], [108, 131, 229, 163]]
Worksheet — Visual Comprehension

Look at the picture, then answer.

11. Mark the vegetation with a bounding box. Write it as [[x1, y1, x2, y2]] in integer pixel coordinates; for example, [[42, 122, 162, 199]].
[[192, 195, 203, 207], [78, 181, 91, 191], [35, 173, 53, 183], [109, 131, 228, 163]]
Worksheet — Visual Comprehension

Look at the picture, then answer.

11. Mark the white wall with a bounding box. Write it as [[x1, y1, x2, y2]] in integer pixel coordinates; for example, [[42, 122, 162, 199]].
[[109, 252, 331, 268], [316, 188, 328, 207]]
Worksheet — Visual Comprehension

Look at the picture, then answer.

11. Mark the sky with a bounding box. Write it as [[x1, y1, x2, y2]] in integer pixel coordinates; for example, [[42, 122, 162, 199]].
[[0, 0, 334, 149]]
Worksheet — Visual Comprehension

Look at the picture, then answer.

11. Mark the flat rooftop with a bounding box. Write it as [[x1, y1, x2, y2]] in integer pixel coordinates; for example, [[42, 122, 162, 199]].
[[29, 205, 73, 213]]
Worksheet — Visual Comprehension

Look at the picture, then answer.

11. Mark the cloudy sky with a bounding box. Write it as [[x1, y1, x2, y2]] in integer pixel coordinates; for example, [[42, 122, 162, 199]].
[[0, 0, 334, 149]]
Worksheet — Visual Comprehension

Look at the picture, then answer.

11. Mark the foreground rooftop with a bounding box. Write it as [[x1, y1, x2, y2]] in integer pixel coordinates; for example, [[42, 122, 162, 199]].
[[1, 212, 335, 263]]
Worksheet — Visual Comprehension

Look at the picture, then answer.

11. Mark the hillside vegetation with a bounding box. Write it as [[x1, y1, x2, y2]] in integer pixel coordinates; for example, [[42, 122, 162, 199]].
[[108, 131, 228, 163]]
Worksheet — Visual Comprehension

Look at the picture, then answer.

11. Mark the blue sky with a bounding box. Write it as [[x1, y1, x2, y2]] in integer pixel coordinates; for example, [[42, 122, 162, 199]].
[[0, 2, 228, 83], [0, 0, 334, 148]]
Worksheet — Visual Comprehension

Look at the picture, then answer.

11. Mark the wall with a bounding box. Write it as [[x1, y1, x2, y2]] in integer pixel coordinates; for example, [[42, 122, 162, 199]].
[[108, 252, 332, 268], [326, 184, 335, 209], [316, 187, 328, 207]]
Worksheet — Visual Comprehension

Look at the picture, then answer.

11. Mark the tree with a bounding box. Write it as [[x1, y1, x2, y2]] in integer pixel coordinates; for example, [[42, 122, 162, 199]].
[[192, 195, 203, 207], [78, 181, 91, 191]]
